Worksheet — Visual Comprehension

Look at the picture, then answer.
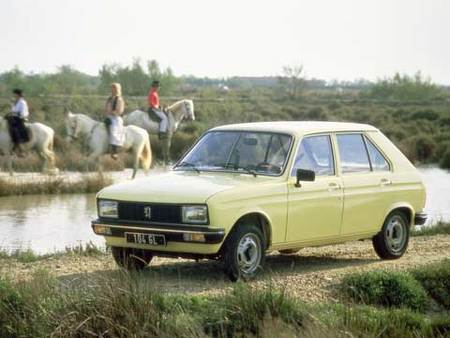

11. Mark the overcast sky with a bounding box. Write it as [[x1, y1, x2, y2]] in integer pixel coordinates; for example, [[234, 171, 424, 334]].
[[1, 0, 449, 84]]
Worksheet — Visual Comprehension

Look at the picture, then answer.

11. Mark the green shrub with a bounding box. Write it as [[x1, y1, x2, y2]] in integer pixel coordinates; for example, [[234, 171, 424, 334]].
[[402, 135, 437, 163], [411, 260, 450, 309], [320, 304, 432, 338], [439, 148, 450, 169], [341, 270, 428, 311]]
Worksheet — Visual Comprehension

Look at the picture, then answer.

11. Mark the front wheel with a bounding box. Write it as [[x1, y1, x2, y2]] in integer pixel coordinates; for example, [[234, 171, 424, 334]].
[[111, 246, 153, 270], [372, 211, 410, 260], [222, 224, 266, 282]]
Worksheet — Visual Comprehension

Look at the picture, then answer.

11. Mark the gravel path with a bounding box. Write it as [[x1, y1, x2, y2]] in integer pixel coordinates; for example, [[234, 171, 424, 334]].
[[1, 234, 449, 303]]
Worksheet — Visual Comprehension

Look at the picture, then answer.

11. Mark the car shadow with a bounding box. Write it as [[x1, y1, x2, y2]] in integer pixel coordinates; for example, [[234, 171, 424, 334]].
[[57, 252, 379, 294]]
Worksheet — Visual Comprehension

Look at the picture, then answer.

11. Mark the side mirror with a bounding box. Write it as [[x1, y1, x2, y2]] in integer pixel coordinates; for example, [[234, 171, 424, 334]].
[[295, 168, 315, 187]]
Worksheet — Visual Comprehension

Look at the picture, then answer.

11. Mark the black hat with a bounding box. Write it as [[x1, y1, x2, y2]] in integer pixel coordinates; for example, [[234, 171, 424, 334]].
[[13, 88, 23, 96], [151, 80, 160, 87]]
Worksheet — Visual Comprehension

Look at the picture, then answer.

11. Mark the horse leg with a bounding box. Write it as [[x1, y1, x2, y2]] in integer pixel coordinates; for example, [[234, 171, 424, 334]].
[[131, 147, 140, 179], [7, 152, 13, 176], [38, 144, 56, 174], [162, 136, 171, 167], [87, 151, 103, 174], [165, 136, 172, 166]]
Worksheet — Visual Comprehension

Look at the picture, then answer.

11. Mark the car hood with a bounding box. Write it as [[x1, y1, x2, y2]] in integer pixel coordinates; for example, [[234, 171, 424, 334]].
[[97, 171, 275, 204]]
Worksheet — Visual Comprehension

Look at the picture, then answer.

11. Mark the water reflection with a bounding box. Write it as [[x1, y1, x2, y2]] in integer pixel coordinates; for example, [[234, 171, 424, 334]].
[[420, 167, 450, 224], [0, 168, 448, 254], [0, 193, 103, 254]]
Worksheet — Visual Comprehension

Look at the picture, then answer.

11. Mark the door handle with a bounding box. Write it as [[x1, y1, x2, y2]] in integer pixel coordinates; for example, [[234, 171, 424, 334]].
[[328, 182, 341, 191], [380, 178, 392, 186]]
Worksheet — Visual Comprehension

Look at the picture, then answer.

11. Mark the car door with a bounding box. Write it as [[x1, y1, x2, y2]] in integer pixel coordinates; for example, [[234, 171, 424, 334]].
[[286, 134, 344, 243], [336, 133, 393, 236]]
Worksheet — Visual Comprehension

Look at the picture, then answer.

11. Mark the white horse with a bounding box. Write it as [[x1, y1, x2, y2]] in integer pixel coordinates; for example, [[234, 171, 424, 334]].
[[65, 112, 152, 179], [0, 116, 58, 175], [123, 99, 195, 165]]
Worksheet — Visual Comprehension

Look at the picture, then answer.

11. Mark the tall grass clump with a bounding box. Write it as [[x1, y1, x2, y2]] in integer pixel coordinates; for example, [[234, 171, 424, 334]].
[[411, 259, 450, 309], [340, 270, 428, 311]]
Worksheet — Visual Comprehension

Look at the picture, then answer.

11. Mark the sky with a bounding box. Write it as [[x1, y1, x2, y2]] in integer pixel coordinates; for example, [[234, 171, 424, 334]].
[[1, 0, 449, 84]]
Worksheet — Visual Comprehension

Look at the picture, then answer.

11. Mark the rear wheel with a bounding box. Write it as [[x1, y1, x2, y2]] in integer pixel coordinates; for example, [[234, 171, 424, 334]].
[[111, 246, 153, 270], [222, 224, 266, 282], [372, 211, 409, 260]]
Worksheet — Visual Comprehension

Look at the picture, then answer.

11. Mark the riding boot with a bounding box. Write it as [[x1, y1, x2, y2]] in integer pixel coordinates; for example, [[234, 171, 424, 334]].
[[13, 144, 25, 158]]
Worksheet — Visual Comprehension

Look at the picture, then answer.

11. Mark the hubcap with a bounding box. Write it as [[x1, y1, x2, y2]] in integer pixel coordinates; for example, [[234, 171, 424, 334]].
[[385, 215, 407, 253], [237, 233, 261, 274]]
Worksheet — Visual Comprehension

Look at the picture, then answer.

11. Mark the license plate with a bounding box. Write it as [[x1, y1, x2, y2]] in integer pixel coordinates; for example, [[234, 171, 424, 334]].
[[125, 233, 165, 246]]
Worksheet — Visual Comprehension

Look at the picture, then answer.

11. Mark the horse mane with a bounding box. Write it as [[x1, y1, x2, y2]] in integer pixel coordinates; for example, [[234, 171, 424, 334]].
[[71, 112, 98, 123], [169, 99, 190, 111]]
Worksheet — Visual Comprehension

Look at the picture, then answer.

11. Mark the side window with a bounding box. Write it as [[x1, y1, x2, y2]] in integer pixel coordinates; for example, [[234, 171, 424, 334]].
[[291, 135, 334, 176], [365, 136, 390, 171], [336, 134, 370, 173]]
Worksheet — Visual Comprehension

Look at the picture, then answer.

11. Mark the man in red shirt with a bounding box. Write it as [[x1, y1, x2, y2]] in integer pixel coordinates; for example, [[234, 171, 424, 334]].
[[147, 80, 168, 139]]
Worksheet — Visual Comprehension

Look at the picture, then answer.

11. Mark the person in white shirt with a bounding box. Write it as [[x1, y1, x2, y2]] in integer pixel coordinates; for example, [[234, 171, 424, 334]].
[[8, 89, 30, 155]]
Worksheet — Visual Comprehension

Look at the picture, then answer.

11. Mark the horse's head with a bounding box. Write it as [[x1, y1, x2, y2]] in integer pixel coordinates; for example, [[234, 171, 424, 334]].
[[64, 110, 80, 143], [184, 100, 195, 121]]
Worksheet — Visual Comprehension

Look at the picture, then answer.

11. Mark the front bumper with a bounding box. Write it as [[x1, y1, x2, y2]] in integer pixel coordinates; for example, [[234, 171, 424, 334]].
[[91, 219, 225, 245], [414, 212, 427, 225]]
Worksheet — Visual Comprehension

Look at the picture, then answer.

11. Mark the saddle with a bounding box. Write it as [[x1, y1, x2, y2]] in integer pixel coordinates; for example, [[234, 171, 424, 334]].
[[147, 108, 167, 122]]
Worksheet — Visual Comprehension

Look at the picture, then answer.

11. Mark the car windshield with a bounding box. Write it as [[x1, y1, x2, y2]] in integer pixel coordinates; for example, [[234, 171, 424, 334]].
[[175, 131, 293, 176]]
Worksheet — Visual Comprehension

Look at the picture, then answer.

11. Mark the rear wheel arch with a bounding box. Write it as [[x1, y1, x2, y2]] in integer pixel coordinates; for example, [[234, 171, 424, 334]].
[[384, 205, 414, 227]]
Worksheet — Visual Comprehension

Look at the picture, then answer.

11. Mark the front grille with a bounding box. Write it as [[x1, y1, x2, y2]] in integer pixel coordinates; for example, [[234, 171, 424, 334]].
[[117, 202, 182, 224]]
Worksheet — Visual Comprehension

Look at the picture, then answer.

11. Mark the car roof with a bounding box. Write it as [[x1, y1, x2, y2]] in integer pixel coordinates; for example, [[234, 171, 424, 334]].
[[210, 121, 378, 136]]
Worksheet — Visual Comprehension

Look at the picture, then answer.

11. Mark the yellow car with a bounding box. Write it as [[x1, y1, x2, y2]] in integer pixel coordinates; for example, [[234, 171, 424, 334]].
[[92, 121, 427, 281]]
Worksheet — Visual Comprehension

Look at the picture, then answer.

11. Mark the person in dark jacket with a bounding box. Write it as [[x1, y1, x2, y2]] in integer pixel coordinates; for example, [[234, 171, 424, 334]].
[[8, 89, 30, 155]]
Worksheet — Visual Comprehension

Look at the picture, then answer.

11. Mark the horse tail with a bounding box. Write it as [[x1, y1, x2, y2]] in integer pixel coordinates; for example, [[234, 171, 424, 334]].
[[140, 135, 152, 172]]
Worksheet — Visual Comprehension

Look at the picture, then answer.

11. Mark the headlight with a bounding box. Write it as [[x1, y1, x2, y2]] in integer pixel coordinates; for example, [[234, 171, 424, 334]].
[[182, 205, 208, 224], [98, 200, 118, 218]]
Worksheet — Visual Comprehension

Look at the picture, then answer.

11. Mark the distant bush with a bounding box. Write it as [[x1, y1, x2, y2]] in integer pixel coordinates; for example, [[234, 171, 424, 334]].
[[439, 149, 450, 169], [411, 110, 441, 121], [341, 270, 428, 311], [411, 260, 450, 309], [363, 72, 444, 101], [402, 135, 437, 163]]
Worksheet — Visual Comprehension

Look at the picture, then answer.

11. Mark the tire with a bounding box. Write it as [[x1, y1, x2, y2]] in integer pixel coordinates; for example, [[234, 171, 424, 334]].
[[222, 224, 266, 282], [279, 248, 300, 255], [372, 211, 410, 260], [111, 246, 153, 271]]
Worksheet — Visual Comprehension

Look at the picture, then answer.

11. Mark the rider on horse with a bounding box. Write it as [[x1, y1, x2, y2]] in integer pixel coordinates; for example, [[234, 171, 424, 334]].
[[7, 89, 30, 156], [147, 80, 168, 139], [104, 83, 125, 159]]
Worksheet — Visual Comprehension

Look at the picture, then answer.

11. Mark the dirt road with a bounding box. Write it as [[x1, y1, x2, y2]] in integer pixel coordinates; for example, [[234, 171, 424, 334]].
[[1, 234, 449, 303]]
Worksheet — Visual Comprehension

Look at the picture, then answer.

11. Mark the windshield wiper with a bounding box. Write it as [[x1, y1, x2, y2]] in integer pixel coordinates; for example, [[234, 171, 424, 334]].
[[238, 166, 258, 177], [176, 161, 201, 173]]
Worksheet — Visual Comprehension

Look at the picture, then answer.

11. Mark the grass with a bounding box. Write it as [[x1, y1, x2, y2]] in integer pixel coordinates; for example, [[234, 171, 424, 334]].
[[340, 259, 450, 312], [0, 172, 113, 196], [340, 270, 428, 311], [0, 270, 449, 338], [0, 242, 105, 263], [411, 260, 450, 310], [412, 222, 450, 237]]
